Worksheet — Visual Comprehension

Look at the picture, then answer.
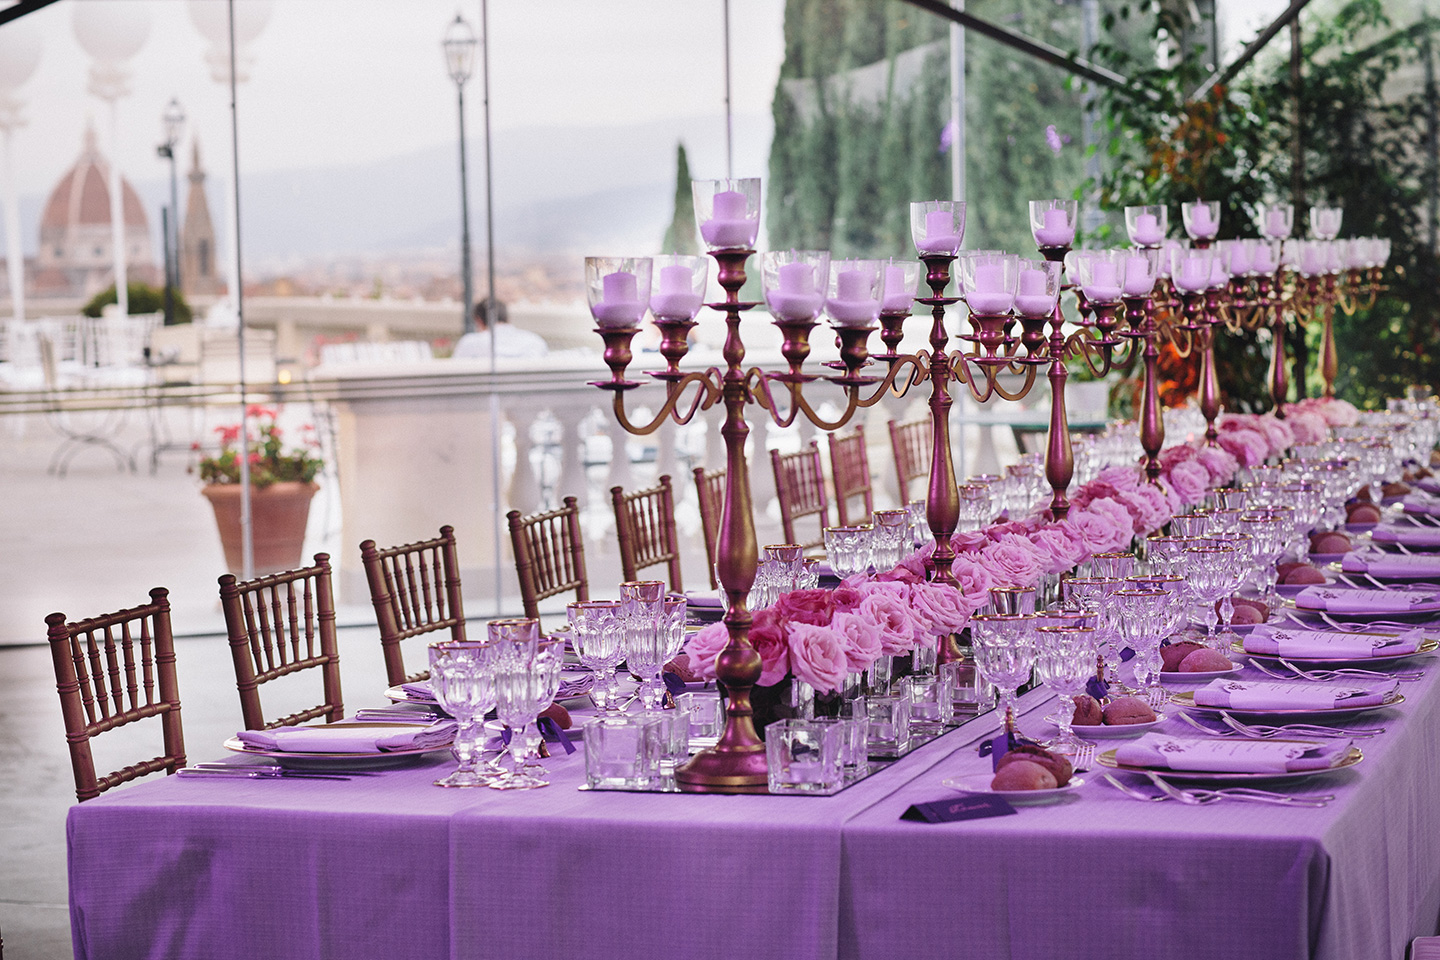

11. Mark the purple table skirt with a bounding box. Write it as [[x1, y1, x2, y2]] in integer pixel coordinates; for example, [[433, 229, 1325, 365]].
[[67, 659, 1440, 960]]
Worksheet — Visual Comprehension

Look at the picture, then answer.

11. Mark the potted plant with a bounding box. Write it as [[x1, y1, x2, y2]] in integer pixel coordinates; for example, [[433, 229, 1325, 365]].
[[195, 406, 323, 575]]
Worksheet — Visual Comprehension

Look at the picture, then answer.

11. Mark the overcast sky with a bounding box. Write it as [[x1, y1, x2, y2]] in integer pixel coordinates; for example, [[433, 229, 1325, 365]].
[[1, 0, 786, 199]]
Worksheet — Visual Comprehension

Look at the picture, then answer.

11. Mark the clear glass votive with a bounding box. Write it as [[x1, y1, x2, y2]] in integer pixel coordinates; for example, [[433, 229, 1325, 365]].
[[815, 715, 869, 780], [865, 693, 912, 758], [678, 691, 724, 748], [902, 674, 951, 738], [640, 706, 691, 784], [584, 715, 661, 790], [765, 719, 843, 794], [939, 657, 994, 719]]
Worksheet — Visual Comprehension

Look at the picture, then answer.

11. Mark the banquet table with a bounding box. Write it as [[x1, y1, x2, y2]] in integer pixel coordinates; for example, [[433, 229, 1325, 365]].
[[67, 658, 1440, 960]]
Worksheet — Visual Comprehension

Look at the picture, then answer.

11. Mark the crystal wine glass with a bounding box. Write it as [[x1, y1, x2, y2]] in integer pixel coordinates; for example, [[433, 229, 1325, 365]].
[[969, 614, 1038, 735], [1089, 552, 1135, 579], [620, 580, 669, 710], [1062, 576, 1126, 690], [1239, 512, 1287, 609], [567, 600, 624, 712], [1206, 532, 1253, 647], [1113, 588, 1167, 708], [1034, 624, 1099, 759], [1184, 543, 1235, 651], [824, 525, 872, 579], [428, 639, 498, 788], [490, 639, 563, 790]]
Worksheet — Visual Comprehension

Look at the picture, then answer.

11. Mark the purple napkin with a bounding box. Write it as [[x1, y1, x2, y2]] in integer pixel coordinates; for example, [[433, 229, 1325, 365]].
[[1341, 548, 1440, 579], [1244, 624, 1422, 658], [237, 720, 456, 753], [401, 681, 437, 702], [1193, 678, 1393, 710], [1371, 524, 1440, 549], [1294, 585, 1440, 614], [1114, 733, 1353, 772]]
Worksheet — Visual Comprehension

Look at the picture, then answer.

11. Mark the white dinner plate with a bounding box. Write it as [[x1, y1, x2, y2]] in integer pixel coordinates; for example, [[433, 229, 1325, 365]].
[[1234, 636, 1438, 666], [1170, 689, 1405, 719], [1277, 575, 1337, 597], [1161, 662, 1244, 682], [1096, 745, 1363, 783], [223, 727, 452, 770], [942, 773, 1084, 805], [1060, 713, 1166, 738]]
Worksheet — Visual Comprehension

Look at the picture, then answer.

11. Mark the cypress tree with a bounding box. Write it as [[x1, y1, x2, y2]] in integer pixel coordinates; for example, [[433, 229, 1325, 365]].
[[661, 143, 699, 255]]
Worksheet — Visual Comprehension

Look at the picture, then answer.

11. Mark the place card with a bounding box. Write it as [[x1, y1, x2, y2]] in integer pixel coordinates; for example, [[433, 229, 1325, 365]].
[[901, 794, 1017, 823]]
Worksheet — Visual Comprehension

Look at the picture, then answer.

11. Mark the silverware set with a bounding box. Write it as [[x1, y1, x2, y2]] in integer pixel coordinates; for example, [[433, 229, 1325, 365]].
[[1248, 657, 1423, 683], [1174, 709, 1383, 740], [1102, 773, 1333, 807], [177, 762, 373, 781]]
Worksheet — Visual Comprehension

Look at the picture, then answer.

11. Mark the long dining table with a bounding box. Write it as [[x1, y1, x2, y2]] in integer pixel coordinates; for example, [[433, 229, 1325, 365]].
[[65, 641, 1440, 960]]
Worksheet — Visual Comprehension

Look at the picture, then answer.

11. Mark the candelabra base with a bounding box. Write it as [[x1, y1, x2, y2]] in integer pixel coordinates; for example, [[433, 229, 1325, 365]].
[[675, 743, 770, 793]]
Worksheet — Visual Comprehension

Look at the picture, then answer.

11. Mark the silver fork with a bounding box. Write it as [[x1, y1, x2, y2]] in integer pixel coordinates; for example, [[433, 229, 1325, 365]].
[[1175, 711, 1234, 736], [1277, 657, 1423, 683], [1146, 772, 1332, 807], [1101, 773, 1193, 803], [1220, 712, 1383, 739]]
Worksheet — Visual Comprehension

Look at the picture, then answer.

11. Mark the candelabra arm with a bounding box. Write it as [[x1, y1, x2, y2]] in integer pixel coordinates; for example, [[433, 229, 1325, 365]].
[[1320, 297, 1339, 398], [854, 354, 928, 407], [1139, 333, 1166, 482], [1199, 326, 1222, 444], [1269, 311, 1289, 414], [609, 371, 721, 436], [985, 363, 1039, 403], [1044, 355, 1074, 519]]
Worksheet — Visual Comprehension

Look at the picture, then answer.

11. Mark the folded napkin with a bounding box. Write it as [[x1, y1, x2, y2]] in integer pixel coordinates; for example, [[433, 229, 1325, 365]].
[[684, 591, 725, 609], [236, 721, 456, 754], [1193, 678, 1394, 711], [1371, 524, 1440, 549], [557, 668, 595, 700], [1341, 548, 1440, 578], [1115, 733, 1353, 773], [1294, 584, 1440, 614], [1404, 492, 1440, 517], [1244, 624, 1423, 658], [400, 681, 437, 702]]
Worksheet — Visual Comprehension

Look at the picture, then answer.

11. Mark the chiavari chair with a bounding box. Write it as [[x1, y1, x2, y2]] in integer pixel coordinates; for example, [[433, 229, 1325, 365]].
[[611, 475, 684, 590], [507, 496, 589, 620], [771, 441, 830, 550], [360, 525, 466, 686], [828, 425, 875, 525]]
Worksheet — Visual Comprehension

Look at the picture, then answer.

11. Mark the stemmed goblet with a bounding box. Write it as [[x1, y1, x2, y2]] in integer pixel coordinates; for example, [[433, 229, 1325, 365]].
[[1063, 576, 1126, 689], [1184, 543, 1236, 652], [567, 600, 624, 712], [1113, 588, 1167, 709], [824, 525, 872, 578], [1206, 532, 1253, 646], [970, 614, 1038, 735], [1240, 512, 1286, 609], [620, 581, 669, 710], [1034, 624, 1099, 760], [490, 638, 564, 790], [1089, 552, 1135, 579], [428, 639, 498, 788]]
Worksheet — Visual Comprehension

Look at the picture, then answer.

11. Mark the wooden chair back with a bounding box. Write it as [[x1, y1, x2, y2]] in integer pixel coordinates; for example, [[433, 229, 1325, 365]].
[[611, 475, 683, 590], [360, 525, 466, 686], [771, 441, 830, 550], [694, 466, 726, 589], [47, 587, 186, 801], [828, 425, 874, 526], [219, 553, 344, 731], [507, 496, 589, 619], [889, 416, 933, 502]]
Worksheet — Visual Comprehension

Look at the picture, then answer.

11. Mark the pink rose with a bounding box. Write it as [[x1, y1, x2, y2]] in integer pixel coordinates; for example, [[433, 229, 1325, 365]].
[[1256, 416, 1294, 458], [1158, 443, 1198, 472], [773, 588, 835, 626], [1096, 465, 1142, 491], [949, 552, 994, 614], [892, 541, 935, 582], [1066, 505, 1134, 553], [856, 590, 921, 655], [909, 580, 971, 633], [681, 622, 729, 681], [831, 611, 883, 672], [1166, 458, 1210, 506], [979, 533, 1045, 589], [1027, 523, 1088, 575], [830, 582, 866, 613], [786, 622, 849, 693], [987, 519, 1038, 541], [951, 529, 990, 554], [1217, 428, 1270, 468], [1084, 496, 1138, 536], [1114, 484, 1171, 535], [1219, 414, 1257, 434], [1288, 410, 1329, 445], [749, 608, 791, 686], [1070, 479, 1120, 511], [1195, 445, 1239, 485], [1315, 398, 1359, 427]]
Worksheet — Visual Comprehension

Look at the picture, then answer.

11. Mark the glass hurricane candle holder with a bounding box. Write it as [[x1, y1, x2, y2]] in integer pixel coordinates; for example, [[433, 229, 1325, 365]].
[[880, 259, 920, 314], [1310, 205, 1343, 241], [692, 177, 761, 251], [1014, 258, 1061, 318], [649, 254, 708, 321], [1074, 249, 1127, 304], [1206, 251, 1231, 290], [1169, 246, 1214, 295], [586, 256, 652, 329], [1220, 239, 1254, 278], [761, 250, 828, 323], [1252, 238, 1281, 275], [910, 200, 966, 256], [1155, 237, 1188, 279], [825, 259, 883, 327], [1259, 202, 1294, 239], [1181, 200, 1221, 242], [1121, 247, 1159, 299], [1124, 205, 1167, 247], [1030, 198, 1078, 249], [1296, 240, 1328, 278], [958, 251, 1019, 315]]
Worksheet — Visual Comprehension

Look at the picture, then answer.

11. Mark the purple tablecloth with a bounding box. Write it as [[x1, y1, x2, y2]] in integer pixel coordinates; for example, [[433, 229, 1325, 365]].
[[67, 660, 1440, 960]]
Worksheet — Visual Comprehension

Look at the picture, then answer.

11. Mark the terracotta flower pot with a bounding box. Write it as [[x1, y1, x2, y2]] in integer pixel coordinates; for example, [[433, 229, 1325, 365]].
[[201, 481, 319, 576]]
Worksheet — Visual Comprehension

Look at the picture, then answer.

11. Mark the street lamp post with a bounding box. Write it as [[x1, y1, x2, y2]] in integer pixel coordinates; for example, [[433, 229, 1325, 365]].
[[443, 15, 477, 335], [156, 97, 184, 326]]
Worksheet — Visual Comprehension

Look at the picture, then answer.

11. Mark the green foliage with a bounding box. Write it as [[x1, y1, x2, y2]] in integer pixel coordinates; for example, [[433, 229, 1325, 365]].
[[196, 405, 323, 487], [661, 143, 699, 255], [1091, 0, 1439, 411], [82, 281, 193, 325]]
